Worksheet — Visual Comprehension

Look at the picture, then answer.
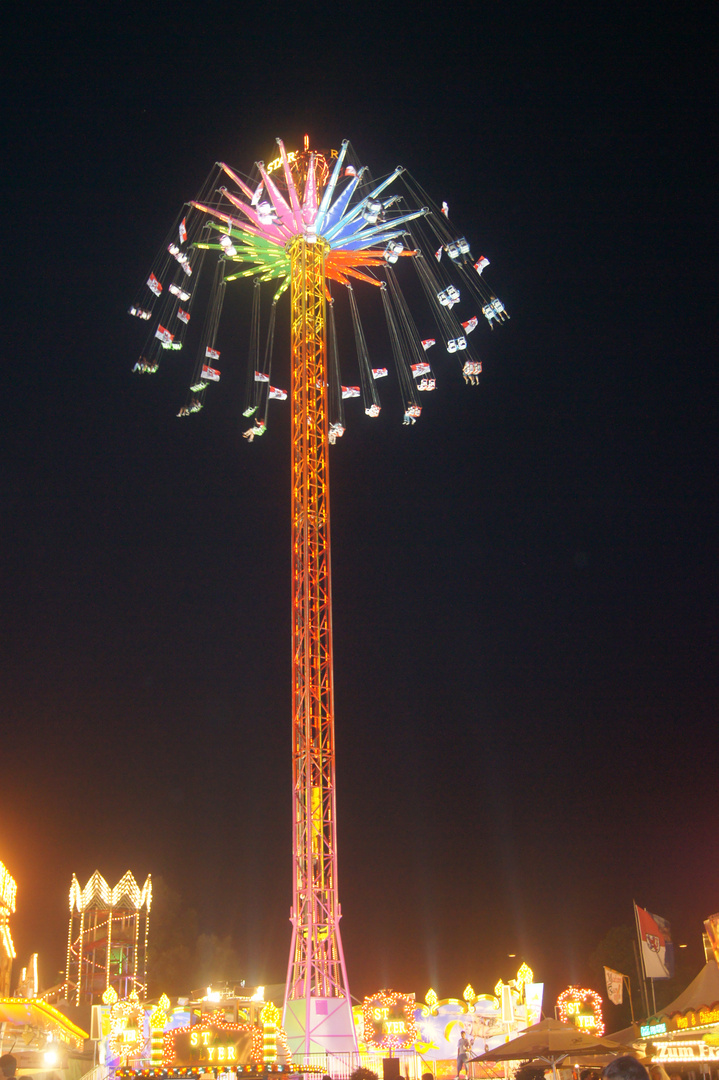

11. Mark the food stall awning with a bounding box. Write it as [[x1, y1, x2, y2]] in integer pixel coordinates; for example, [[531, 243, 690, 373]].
[[0, 997, 88, 1048]]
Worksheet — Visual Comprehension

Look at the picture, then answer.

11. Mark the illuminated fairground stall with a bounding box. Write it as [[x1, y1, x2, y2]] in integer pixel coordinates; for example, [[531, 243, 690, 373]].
[[0, 997, 89, 1079], [634, 954, 719, 1078], [329, 968, 545, 1080], [65, 872, 152, 1006], [96, 985, 295, 1079]]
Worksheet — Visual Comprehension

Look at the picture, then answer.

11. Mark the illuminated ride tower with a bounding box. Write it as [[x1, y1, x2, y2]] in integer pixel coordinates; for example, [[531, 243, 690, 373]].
[[129, 135, 506, 1057], [65, 871, 152, 1005], [190, 140, 427, 1058]]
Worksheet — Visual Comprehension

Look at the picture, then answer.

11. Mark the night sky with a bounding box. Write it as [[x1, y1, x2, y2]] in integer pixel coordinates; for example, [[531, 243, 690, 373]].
[[1, 0, 716, 1019]]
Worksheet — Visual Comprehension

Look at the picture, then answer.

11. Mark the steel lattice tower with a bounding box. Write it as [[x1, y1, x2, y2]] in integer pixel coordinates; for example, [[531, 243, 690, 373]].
[[283, 236, 355, 1054]]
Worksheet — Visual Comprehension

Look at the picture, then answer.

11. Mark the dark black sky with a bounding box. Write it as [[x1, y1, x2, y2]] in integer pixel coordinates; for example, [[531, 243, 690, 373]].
[[1, 0, 717, 1017]]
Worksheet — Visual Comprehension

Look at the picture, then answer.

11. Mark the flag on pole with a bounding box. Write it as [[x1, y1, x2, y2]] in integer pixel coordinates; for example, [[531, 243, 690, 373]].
[[341, 386, 360, 398], [201, 365, 220, 382], [411, 362, 431, 378], [421, 338, 436, 350], [205, 346, 220, 360], [254, 370, 269, 382], [179, 218, 187, 244], [441, 201, 449, 217], [269, 386, 287, 400], [604, 967, 624, 1005], [462, 316, 478, 333], [177, 308, 190, 324], [435, 247, 442, 261], [371, 368, 388, 379], [474, 256, 490, 274], [635, 903, 674, 979], [147, 273, 162, 296]]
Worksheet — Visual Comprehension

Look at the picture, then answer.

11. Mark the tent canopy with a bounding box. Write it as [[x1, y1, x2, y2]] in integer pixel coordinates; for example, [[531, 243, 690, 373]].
[[653, 960, 719, 1019]]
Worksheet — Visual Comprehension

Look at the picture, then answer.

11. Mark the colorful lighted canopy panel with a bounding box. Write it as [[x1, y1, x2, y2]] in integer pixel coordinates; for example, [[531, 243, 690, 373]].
[[0, 997, 87, 1050], [192, 139, 423, 291]]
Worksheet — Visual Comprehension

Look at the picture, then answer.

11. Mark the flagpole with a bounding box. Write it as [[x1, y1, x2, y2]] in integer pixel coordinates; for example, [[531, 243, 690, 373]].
[[624, 976, 635, 1024], [650, 978, 657, 1016], [633, 902, 650, 1019]]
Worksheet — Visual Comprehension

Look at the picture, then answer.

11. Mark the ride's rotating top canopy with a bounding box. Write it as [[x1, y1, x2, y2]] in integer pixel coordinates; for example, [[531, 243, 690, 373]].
[[129, 136, 508, 434]]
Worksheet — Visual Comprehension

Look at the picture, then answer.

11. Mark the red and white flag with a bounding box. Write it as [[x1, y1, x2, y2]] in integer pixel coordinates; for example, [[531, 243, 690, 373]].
[[635, 904, 674, 979], [169, 283, 191, 300], [462, 316, 478, 333], [474, 256, 490, 274], [254, 370, 269, 382], [180, 261, 192, 276], [155, 324, 173, 344], [147, 273, 162, 296], [177, 308, 190, 324], [421, 338, 436, 350], [441, 201, 449, 216], [201, 365, 220, 382], [372, 367, 388, 379], [179, 218, 187, 244], [342, 386, 360, 398], [205, 346, 220, 360], [269, 386, 287, 400], [435, 247, 442, 261], [411, 362, 431, 378]]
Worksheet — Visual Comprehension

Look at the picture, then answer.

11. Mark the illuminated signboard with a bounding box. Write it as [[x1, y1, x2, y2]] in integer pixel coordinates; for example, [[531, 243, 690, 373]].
[[362, 991, 418, 1051], [556, 987, 604, 1037], [266, 148, 339, 175], [641, 1022, 667, 1037], [165, 1020, 262, 1068], [654, 1041, 719, 1063], [677, 1006, 719, 1028]]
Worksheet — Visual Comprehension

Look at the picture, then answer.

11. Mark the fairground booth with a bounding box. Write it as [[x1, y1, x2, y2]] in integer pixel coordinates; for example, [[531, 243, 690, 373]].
[[0, 997, 90, 1080], [636, 959, 719, 1079]]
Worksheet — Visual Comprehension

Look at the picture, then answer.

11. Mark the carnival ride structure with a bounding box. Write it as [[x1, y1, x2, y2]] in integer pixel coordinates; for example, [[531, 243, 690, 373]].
[[65, 871, 152, 1006], [128, 136, 508, 1058]]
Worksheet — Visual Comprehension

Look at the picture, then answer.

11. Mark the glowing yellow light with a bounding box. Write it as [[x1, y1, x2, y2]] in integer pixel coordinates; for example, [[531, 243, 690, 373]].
[[463, 984, 476, 1005], [425, 988, 438, 1009], [159, 993, 170, 1011], [150, 1007, 167, 1030], [516, 963, 533, 986], [494, 980, 503, 999], [261, 1002, 280, 1026], [69, 871, 152, 914], [103, 987, 118, 1005], [0, 862, 17, 913]]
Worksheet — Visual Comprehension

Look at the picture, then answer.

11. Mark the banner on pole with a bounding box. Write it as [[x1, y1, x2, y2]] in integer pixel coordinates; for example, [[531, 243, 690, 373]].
[[604, 967, 625, 1005]]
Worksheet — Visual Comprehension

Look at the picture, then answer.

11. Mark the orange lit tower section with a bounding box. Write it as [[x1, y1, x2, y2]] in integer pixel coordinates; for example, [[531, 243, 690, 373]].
[[284, 235, 354, 1052]]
